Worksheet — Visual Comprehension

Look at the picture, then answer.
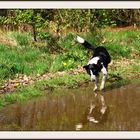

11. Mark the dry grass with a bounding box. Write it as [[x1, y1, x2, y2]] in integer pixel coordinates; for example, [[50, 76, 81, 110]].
[[0, 30, 17, 47]]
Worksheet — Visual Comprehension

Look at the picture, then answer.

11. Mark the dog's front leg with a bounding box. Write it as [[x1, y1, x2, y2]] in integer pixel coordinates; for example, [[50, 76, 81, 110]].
[[93, 75, 99, 91], [100, 67, 107, 91], [100, 74, 107, 90]]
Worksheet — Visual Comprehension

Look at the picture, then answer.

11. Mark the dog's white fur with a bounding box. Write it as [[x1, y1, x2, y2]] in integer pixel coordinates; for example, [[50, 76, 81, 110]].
[[88, 57, 100, 65], [77, 36, 85, 43]]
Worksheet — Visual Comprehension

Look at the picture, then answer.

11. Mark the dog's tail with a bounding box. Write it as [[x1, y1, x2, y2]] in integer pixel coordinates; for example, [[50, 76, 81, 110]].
[[76, 36, 96, 51]]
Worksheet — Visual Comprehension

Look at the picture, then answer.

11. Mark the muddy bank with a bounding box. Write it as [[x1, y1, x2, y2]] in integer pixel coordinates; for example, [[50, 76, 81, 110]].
[[0, 83, 139, 131], [1, 57, 139, 95], [0, 67, 85, 94]]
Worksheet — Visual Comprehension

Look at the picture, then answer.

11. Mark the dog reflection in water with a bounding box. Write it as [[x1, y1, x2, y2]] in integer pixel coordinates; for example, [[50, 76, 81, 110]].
[[76, 93, 108, 130]]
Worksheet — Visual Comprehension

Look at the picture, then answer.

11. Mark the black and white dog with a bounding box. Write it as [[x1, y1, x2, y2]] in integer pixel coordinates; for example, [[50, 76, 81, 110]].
[[76, 36, 111, 91]]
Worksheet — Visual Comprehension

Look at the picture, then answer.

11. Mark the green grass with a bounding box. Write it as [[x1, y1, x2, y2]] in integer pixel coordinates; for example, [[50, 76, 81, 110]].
[[9, 31, 32, 47], [102, 30, 140, 59], [0, 85, 42, 107], [0, 44, 52, 79], [0, 73, 89, 107], [0, 29, 140, 107], [1, 29, 140, 80]]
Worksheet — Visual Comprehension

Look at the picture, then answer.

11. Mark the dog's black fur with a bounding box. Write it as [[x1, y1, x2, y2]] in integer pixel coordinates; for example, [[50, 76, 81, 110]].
[[83, 46, 111, 75], [76, 36, 111, 91]]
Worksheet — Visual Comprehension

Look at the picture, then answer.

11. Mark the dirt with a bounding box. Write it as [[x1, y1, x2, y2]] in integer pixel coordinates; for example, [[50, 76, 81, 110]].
[[104, 26, 140, 32]]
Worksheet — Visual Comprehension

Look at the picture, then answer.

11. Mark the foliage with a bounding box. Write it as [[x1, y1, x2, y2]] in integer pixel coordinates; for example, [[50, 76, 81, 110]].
[[0, 9, 140, 34]]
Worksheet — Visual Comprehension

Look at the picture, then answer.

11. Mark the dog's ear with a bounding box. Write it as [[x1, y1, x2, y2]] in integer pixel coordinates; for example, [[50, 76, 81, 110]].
[[83, 65, 89, 70]]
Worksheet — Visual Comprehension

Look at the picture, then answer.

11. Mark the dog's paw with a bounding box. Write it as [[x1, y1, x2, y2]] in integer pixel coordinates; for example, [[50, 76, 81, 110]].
[[93, 86, 98, 92], [93, 87, 98, 92], [100, 86, 104, 91], [87, 116, 99, 123]]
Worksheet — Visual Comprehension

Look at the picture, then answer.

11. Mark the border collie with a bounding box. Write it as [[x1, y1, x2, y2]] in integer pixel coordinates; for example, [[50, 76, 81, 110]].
[[76, 36, 111, 91]]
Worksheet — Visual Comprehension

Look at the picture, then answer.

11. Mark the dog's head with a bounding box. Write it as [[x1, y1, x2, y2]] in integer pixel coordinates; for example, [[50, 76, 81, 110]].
[[83, 63, 102, 81]]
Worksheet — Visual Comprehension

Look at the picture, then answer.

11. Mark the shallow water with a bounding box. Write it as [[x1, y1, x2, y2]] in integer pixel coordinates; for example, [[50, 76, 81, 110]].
[[0, 83, 140, 131]]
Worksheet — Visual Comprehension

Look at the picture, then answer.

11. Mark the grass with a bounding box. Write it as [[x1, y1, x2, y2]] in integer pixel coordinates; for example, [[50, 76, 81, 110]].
[[1, 29, 140, 79], [0, 28, 140, 107], [102, 29, 140, 59], [9, 31, 32, 47], [0, 73, 89, 107], [0, 85, 42, 107], [0, 44, 51, 79]]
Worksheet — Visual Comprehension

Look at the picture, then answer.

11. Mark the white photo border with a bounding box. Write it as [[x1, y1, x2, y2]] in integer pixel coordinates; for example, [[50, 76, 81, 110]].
[[0, 1, 140, 139], [0, 1, 140, 9]]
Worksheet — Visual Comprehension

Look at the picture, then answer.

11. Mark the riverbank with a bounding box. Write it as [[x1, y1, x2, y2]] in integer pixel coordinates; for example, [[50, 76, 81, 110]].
[[0, 57, 140, 107], [0, 27, 140, 107]]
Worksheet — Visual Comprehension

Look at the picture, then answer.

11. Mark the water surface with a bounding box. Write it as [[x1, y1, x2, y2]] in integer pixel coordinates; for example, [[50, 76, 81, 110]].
[[0, 83, 139, 131]]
